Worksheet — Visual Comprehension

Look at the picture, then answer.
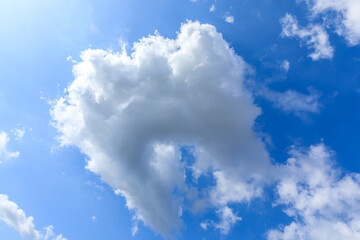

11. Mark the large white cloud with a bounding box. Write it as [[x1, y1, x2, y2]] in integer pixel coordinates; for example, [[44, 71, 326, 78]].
[[0, 194, 66, 240], [51, 21, 274, 237], [305, 0, 360, 45], [268, 144, 360, 240], [280, 14, 334, 60]]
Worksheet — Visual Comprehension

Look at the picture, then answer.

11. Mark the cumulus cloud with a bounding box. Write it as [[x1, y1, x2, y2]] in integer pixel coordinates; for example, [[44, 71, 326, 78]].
[[0, 131, 20, 163], [280, 14, 334, 60], [304, 0, 360, 45], [51, 21, 273, 237], [268, 143, 360, 240], [0, 194, 66, 240], [258, 87, 321, 118]]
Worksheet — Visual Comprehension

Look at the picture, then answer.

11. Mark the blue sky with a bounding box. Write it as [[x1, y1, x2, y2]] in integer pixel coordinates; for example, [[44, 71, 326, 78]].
[[1, 0, 360, 239]]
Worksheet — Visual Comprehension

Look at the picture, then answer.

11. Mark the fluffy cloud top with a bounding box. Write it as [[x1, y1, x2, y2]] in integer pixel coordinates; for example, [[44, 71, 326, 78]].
[[0, 131, 20, 163], [281, 14, 334, 60], [51, 21, 273, 237], [268, 144, 360, 240], [305, 0, 360, 45], [0, 194, 66, 240]]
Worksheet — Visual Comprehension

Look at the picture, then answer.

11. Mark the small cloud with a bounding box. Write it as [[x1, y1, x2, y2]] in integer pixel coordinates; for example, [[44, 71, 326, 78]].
[[131, 223, 138, 236], [214, 206, 242, 235], [44, 225, 67, 240], [131, 216, 139, 236], [91, 216, 97, 222], [280, 14, 334, 61], [224, 15, 235, 23], [281, 60, 290, 72], [200, 221, 209, 230], [11, 127, 25, 142], [258, 86, 321, 119], [66, 56, 77, 64], [0, 131, 20, 163], [209, 4, 215, 12]]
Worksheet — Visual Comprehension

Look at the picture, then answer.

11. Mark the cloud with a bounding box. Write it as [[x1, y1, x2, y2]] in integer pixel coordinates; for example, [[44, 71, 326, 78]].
[[224, 15, 235, 23], [304, 0, 360, 45], [209, 4, 216, 12], [66, 56, 77, 64], [0, 194, 66, 240], [44, 226, 67, 240], [214, 206, 242, 235], [0, 131, 20, 163], [258, 87, 321, 118], [199, 206, 242, 235], [281, 60, 290, 72], [0, 194, 41, 240], [268, 143, 360, 240], [51, 21, 273, 237], [12, 127, 26, 142], [280, 14, 334, 60]]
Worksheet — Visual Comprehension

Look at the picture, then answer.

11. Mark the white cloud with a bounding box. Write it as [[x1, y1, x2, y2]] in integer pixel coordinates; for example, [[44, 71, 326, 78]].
[[281, 60, 290, 72], [12, 127, 26, 142], [268, 143, 360, 240], [0, 194, 41, 240], [0, 194, 66, 240], [259, 87, 321, 118], [210, 171, 263, 206], [199, 206, 242, 235], [305, 0, 360, 45], [91, 216, 97, 222], [209, 4, 216, 12], [66, 56, 77, 64], [224, 16, 235, 23], [280, 14, 334, 60], [0, 131, 20, 163], [51, 21, 273, 237], [200, 221, 209, 230], [214, 206, 242, 235], [44, 226, 67, 240]]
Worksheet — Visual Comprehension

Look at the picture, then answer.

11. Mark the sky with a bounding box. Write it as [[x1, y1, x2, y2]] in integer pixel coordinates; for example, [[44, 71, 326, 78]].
[[1, 0, 360, 239]]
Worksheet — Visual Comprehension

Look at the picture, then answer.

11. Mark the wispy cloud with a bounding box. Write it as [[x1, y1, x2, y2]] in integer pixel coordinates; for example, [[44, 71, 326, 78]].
[[280, 13, 334, 60], [258, 86, 321, 118]]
